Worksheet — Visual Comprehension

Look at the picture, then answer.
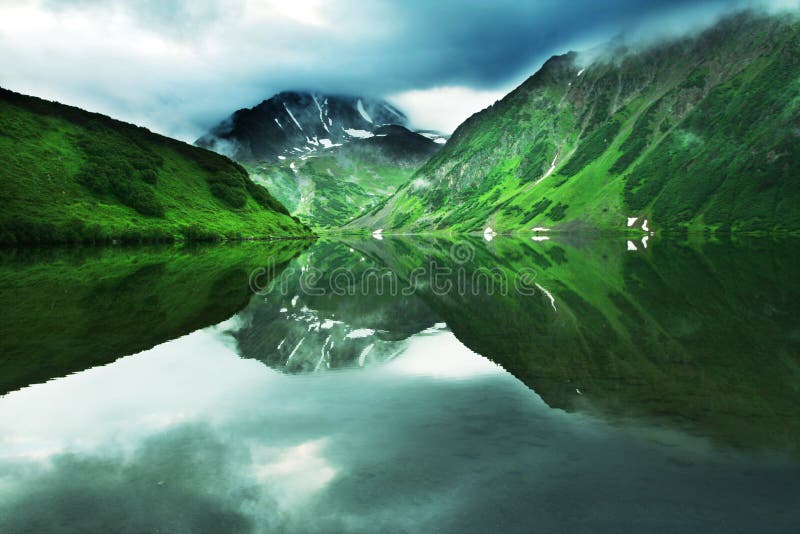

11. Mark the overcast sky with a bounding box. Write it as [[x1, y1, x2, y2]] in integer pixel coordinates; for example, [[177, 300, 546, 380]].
[[0, 0, 794, 140]]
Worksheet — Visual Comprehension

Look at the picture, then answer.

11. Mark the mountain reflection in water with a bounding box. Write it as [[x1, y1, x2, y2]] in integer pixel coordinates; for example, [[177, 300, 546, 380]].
[[1, 236, 799, 532]]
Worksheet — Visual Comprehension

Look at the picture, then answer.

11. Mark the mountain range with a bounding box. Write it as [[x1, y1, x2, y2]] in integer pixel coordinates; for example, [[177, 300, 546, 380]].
[[352, 11, 800, 235], [2, 10, 799, 243]]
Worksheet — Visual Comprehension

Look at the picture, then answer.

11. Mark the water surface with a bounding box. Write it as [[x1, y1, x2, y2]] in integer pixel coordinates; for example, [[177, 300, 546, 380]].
[[1, 236, 799, 532]]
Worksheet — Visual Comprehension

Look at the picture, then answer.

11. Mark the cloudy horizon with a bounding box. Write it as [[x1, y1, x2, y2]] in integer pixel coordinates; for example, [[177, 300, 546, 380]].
[[0, 0, 795, 141]]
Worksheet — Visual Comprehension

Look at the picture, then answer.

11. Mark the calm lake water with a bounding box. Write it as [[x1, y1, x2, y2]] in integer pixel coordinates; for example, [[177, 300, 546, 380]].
[[1, 236, 799, 533]]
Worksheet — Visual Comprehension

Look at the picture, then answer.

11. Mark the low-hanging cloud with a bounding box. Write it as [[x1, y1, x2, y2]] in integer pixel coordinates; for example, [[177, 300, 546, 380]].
[[0, 0, 792, 139]]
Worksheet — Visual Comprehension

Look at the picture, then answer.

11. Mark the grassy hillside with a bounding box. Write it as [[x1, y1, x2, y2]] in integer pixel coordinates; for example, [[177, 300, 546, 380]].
[[0, 88, 311, 245], [353, 12, 800, 236]]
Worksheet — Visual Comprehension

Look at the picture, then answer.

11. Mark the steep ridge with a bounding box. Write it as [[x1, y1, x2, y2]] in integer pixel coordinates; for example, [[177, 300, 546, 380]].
[[353, 11, 800, 235]]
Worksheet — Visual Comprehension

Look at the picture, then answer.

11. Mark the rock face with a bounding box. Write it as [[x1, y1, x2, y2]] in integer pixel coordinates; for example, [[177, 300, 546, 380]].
[[196, 91, 411, 162], [352, 12, 800, 235]]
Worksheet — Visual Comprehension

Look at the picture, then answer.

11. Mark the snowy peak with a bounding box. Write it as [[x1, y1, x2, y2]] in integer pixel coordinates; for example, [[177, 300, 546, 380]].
[[196, 91, 410, 162]]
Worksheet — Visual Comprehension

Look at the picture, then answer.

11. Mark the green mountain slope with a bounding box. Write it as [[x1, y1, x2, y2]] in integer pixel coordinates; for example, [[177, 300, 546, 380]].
[[353, 12, 800, 235], [0, 88, 311, 245], [250, 125, 440, 228]]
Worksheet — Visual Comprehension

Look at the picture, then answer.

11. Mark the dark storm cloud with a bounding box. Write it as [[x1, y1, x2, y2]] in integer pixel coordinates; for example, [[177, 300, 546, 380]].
[[377, 0, 727, 86], [0, 0, 785, 137]]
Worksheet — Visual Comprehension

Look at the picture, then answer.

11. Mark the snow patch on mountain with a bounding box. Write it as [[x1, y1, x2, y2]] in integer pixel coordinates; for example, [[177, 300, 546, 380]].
[[283, 103, 304, 131], [344, 128, 374, 139], [319, 138, 336, 148], [312, 94, 330, 133], [420, 131, 449, 144], [346, 328, 375, 339]]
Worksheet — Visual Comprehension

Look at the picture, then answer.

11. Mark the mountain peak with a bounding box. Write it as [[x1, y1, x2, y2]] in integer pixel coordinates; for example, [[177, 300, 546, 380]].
[[197, 91, 408, 162]]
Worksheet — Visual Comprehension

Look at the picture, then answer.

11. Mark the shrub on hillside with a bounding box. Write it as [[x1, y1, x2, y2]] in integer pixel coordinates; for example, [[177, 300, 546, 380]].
[[73, 128, 166, 217], [521, 198, 553, 224], [559, 117, 623, 177], [547, 202, 569, 221], [208, 175, 248, 209], [139, 169, 158, 185], [76, 163, 165, 217], [244, 178, 290, 215]]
